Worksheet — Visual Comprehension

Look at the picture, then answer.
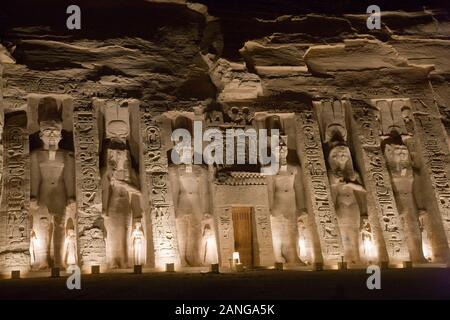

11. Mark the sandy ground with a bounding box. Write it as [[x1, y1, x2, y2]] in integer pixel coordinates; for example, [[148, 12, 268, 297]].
[[0, 268, 449, 300]]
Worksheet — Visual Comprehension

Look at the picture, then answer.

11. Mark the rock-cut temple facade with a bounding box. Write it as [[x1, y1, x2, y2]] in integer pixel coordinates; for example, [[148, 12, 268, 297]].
[[0, 0, 450, 273]]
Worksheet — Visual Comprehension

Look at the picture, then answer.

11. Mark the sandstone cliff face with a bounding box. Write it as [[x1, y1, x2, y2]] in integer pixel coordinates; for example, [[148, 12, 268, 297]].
[[1, 0, 450, 271], [0, 1, 448, 106], [0, 0, 220, 111]]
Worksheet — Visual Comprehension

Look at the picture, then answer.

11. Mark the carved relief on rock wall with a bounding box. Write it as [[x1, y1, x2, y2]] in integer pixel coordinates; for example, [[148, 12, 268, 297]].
[[374, 98, 432, 263], [405, 99, 450, 263], [204, 102, 255, 128], [257, 113, 306, 265], [29, 97, 77, 269], [294, 110, 343, 264], [314, 100, 370, 265], [168, 114, 217, 267], [0, 111, 30, 271], [349, 99, 410, 264], [140, 108, 180, 268], [100, 100, 145, 268], [203, 102, 258, 171], [73, 100, 106, 269]]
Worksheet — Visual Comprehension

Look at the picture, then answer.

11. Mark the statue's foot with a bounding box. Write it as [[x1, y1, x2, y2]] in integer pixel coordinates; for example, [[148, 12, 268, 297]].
[[298, 260, 306, 266], [180, 259, 189, 267], [285, 255, 304, 265], [415, 257, 429, 264], [38, 264, 49, 270], [275, 257, 286, 264]]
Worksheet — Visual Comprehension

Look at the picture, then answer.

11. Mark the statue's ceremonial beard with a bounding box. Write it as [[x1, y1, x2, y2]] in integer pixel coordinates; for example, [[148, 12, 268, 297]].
[[48, 143, 58, 160]]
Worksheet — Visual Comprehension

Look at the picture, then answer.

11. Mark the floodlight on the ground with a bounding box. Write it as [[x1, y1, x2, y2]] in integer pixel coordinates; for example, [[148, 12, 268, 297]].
[[134, 265, 143, 274], [11, 270, 20, 279], [274, 262, 283, 271], [51, 267, 60, 278], [210, 263, 219, 273], [91, 265, 100, 274], [166, 263, 175, 272]]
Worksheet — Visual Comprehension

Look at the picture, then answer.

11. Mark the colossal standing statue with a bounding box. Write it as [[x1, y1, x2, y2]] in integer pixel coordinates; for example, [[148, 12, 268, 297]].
[[102, 145, 143, 268], [328, 144, 367, 265], [169, 145, 213, 267], [383, 140, 428, 263], [267, 133, 306, 264], [101, 102, 144, 268], [30, 97, 76, 269]]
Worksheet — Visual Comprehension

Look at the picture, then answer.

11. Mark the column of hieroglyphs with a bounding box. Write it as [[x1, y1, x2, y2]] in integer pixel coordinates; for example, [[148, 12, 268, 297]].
[[294, 110, 343, 266], [0, 108, 30, 272], [346, 99, 410, 264], [139, 107, 180, 269], [73, 99, 106, 271]]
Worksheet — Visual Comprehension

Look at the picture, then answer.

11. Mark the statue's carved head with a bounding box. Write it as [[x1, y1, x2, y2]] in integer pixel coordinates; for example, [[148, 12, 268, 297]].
[[328, 145, 354, 175], [401, 105, 412, 120], [384, 143, 411, 172], [107, 148, 132, 180], [39, 120, 62, 150]]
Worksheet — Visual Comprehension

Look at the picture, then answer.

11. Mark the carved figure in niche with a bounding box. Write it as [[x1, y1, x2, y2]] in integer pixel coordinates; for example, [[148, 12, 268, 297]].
[[419, 214, 433, 261], [29, 230, 37, 265], [30, 97, 76, 269], [200, 214, 219, 265], [241, 107, 254, 125], [228, 107, 243, 125], [63, 229, 77, 266], [227, 107, 254, 126], [297, 215, 311, 264], [102, 143, 143, 268], [131, 221, 145, 265], [205, 102, 224, 126], [328, 144, 367, 265], [383, 138, 428, 263], [361, 218, 375, 263], [169, 145, 214, 266], [7, 212, 26, 241], [267, 135, 306, 264]]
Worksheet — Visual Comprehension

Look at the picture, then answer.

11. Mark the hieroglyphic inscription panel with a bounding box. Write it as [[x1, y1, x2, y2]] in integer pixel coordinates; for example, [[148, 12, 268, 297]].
[[0, 112, 30, 270], [140, 107, 180, 268], [414, 111, 450, 251], [253, 206, 275, 266], [215, 206, 234, 267], [295, 112, 342, 264], [73, 102, 106, 268], [350, 100, 409, 263]]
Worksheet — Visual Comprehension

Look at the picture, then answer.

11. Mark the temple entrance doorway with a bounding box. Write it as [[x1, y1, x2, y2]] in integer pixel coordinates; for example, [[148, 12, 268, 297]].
[[232, 207, 254, 267]]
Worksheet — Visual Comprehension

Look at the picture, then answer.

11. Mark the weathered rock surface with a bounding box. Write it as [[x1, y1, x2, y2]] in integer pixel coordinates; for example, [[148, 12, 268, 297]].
[[1, 0, 450, 272]]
